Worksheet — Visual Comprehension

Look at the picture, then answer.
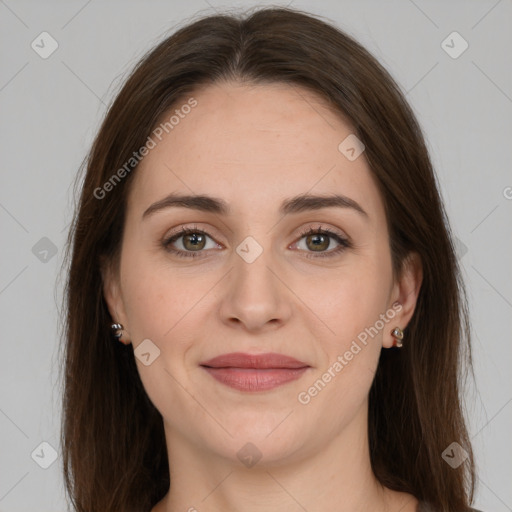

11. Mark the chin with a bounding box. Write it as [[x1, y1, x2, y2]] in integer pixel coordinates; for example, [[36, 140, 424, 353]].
[[197, 416, 314, 468]]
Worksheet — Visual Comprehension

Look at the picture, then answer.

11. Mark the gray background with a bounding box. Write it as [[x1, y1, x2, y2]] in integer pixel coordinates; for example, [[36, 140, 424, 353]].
[[0, 0, 511, 511]]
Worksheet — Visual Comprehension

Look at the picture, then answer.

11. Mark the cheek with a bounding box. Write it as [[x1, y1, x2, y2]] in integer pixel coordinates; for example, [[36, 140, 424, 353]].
[[313, 258, 392, 348], [299, 254, 392, 414], [119, 251, 202, 418], [119, 246, 193, 344], [124, 279, 174, 341], [295, 267, 390, 425]]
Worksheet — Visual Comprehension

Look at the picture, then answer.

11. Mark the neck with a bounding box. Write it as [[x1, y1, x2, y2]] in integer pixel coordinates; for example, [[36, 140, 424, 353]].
[[154, 405, 416, 512]]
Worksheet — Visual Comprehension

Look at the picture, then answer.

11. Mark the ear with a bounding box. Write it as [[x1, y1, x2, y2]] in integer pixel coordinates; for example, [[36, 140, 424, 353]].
[[100, 255, 131, 344], [383, 251, 423, 348]]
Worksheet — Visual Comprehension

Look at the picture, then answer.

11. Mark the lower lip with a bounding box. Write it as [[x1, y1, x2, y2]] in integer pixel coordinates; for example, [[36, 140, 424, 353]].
[[201, 367, 309, 391]]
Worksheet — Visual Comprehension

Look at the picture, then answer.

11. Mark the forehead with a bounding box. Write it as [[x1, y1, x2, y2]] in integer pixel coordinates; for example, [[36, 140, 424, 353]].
[[128, 81, 384, 222]]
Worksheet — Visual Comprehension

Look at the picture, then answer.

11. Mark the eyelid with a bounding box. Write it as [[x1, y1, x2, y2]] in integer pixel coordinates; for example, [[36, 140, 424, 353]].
[[161, 223, 351, 259], [291, 224, 351, 259], [293, 224, 349, 244], [161, 224, 221, 256]]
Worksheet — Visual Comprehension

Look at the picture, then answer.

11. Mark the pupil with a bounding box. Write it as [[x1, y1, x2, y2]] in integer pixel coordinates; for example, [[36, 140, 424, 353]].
[[309, 234, 327, 250], [186, 233, 203, 249]]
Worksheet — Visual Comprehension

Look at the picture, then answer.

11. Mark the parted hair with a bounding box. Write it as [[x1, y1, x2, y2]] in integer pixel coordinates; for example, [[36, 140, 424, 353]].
[[60, 6, 476, 512]]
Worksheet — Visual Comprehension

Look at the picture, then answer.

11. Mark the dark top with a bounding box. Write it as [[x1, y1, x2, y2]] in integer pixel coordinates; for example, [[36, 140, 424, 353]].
[[417, 501, 483, 512]]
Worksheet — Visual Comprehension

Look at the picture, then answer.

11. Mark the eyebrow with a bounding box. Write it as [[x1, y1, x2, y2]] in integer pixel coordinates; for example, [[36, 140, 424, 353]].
[[142, 192, 368, 220]]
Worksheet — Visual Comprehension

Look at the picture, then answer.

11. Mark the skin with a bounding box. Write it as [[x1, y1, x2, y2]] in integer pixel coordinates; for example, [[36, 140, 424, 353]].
[[103, 81, 423, 512]]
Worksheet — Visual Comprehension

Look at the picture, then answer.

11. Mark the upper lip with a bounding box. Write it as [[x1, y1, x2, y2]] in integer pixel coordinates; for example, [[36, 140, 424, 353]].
[[200, 352, 309, 369]]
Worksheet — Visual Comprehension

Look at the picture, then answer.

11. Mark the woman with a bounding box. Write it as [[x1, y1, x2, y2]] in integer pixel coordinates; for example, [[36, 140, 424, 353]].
[[60, 6, 482, 512]]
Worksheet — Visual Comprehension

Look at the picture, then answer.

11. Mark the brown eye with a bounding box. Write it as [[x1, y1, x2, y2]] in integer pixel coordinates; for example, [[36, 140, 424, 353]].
[[162, 225, 351, 260], [293, 226, 351, 259], [181, 232, 206, 251], [162, 227, 221, 259], [305, 232, 330, 252]]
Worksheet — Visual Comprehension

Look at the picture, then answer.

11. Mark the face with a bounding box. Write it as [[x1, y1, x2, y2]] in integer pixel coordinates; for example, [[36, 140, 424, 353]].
[[103, 81, 421, 466]]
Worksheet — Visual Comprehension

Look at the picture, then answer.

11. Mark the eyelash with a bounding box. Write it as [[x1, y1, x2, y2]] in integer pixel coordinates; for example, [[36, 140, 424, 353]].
[[162, 224, 351, 260]]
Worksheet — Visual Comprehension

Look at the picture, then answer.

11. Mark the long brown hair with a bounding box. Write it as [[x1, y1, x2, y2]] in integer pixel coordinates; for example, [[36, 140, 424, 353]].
[[60, 6, 476, 511]]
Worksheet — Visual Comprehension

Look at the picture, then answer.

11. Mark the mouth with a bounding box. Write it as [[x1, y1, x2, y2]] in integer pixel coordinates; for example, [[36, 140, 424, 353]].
[[199, 352, 310, 392]]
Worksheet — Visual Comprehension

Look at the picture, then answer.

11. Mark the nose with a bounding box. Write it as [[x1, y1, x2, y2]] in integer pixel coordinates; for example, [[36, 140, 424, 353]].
[[218, 243, 293, 332]]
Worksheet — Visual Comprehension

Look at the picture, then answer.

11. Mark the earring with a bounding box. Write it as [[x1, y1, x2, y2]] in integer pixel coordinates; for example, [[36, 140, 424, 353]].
[[391, 327, 404, 348], [111, 323, 124, 340]]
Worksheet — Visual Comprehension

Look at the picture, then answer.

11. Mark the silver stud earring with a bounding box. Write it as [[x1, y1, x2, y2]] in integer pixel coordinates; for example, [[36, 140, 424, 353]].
[[391, 327, 404, 348], [111, 323, 123, 340]]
